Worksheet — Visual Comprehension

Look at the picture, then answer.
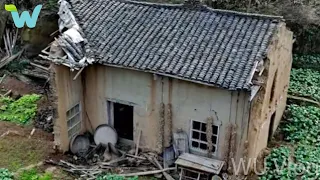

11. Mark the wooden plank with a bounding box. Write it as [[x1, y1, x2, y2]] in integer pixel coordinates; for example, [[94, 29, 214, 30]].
[[176, 153, 224, 173], [73, 66, 85, 80], [135, 130, 142, 156], [119, 167, 176, 177]]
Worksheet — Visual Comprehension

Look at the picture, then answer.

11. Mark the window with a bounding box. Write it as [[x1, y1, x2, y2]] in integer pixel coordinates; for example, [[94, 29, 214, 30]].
[[67, 103, 81, 139], [179, 168, 209, 180], [190, 120, 219, 154]]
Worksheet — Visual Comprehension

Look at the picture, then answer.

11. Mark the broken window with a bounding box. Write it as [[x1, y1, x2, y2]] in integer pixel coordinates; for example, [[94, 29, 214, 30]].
[[178, 168, 209, 180], [190, 120, 219, 154], [67, 103, 82, 139]]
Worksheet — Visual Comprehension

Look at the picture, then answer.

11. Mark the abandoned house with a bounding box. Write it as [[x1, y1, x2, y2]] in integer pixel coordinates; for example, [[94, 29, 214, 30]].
[[44, 0, 293, 175]]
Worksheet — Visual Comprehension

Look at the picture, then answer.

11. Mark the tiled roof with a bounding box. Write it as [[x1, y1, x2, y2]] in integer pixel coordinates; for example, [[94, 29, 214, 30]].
[[68, 0, 281, 90]]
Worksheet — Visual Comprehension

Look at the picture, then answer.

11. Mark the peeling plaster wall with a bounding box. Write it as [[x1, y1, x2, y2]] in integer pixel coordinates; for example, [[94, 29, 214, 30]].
[[247, 23, 293, 161], [53, 65, 84, 152], [82, 65, 250, 161]]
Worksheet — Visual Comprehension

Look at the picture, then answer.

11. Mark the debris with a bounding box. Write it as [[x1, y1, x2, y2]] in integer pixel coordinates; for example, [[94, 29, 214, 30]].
[[135, 130, 141, 156], [73, 66, 85, 80], [0, 130, 22, 138], [119, 167, 176, 177], [0, 73, 7, 84], [28, 128, 36, 139], [0, 49, 24, 69], [2, 89, 11, 97]]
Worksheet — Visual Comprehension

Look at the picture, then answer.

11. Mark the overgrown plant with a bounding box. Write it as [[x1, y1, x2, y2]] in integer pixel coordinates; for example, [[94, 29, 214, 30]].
[[289, 68, 320, 101], [259, 146, 296, 180], [0, 168, 13, 180], [0, 94, 41, 124], [281, 104, 320, 146], [293, 54, 320, 70]]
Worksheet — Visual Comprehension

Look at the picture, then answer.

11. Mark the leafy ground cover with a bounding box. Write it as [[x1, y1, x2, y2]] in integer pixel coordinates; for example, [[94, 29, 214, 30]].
[[281, 104, 320, 146], [289, 68, 320, 101], [260, 145, 320, 180], [19, 168, 52, 180], [0, 168, 14, 180], [293, 54, 320, 71], [0, 94, 41, 124]]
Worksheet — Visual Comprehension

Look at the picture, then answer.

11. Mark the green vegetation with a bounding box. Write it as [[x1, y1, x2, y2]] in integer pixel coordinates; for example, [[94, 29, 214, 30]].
[[0, 168, 13, 180], [19, 168, 52, 180], [0, 94, 41, 124], [96, 174, 138, 180], [282, 104, 320, 146], [260, 146, 295, 180], [260, 145, 320, 180], [289, 68, 320, 101], [293, 54, 320, 70]]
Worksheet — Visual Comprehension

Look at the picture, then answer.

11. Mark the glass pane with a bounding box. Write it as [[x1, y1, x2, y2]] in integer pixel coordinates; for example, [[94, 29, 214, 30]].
[[212, 136, 217, 144], [68, 130, 72, 138], [76, 122, 81, 131], [67, 120, 72, 128], [193, 121, 201, 130], [67, 110, 71, 119], [200, 143, 207, 150], [75, 104, 80, 113], [212, 146, 216, 152], [201, 123, 207, 132], [192, 131, 199, 139], [70, 117, 76, 126], [200, 133, 207, 142], [212, 125, 218, 135], [74, 114, 80, 124], [192, 141, 199, 148]]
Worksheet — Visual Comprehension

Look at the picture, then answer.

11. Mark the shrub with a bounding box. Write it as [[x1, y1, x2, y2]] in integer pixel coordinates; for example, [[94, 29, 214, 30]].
[[19, 168, 52, 180], [0, 94, 41, 124]]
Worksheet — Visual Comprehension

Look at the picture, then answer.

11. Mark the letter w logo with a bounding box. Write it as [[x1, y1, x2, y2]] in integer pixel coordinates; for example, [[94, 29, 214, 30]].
[[5, 4, 42, 28]]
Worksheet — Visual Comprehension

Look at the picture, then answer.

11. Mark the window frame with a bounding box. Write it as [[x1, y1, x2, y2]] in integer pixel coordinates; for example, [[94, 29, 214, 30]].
[[189, 119, 220, 156], [66, 103, 82, 139]]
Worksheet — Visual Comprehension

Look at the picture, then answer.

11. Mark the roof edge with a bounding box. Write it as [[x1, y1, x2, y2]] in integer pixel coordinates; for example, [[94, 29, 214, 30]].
[[113, 0, 284, 20]]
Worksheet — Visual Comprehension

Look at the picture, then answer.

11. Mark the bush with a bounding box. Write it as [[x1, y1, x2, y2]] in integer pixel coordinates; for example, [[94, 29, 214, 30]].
[[0, 168, 13, 180], [0, 94, 41, 124]]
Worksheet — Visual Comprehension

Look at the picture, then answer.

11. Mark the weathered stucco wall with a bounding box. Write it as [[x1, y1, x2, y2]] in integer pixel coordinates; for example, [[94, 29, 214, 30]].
[[53, 65, 83, 151], [247, 23, 293, 161], [82, 65, 250, 162]]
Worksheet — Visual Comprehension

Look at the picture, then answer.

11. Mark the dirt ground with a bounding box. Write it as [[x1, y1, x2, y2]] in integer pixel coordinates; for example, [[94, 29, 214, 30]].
[[0, 73, 74, 179]]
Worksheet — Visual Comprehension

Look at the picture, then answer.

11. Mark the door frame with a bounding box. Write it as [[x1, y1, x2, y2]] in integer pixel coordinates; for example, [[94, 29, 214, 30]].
[[106, 99, 135, 145]]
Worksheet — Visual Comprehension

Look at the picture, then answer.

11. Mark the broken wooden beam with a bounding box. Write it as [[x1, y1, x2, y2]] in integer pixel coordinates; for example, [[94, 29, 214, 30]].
[[119, 167, 176, 177], [135, 130, 142, 156], [73, 66, 85, 80]]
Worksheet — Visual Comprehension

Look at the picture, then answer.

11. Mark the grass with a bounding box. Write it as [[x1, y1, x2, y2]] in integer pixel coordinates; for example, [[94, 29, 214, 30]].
[[0, 136, 50, 171]]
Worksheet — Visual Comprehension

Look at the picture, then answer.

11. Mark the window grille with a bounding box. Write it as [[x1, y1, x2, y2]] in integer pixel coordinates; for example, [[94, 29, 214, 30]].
[[67, 103, 81, 139], [190, 120, 219, 154]]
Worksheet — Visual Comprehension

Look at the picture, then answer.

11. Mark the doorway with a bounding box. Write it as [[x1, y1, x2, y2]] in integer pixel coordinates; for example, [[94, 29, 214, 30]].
[[108, 101, 134, 141]]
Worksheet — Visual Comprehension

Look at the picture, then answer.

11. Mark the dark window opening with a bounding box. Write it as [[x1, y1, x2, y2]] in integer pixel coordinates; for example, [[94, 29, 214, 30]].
[[113, 103, 134, 140]]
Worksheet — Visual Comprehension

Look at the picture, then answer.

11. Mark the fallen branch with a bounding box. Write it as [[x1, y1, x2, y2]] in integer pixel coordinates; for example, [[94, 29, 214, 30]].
[[119, 167, 176, 177], [287, 95, 320, 107], [73, 66, 85, 80], [30, 62, 50, 71]]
